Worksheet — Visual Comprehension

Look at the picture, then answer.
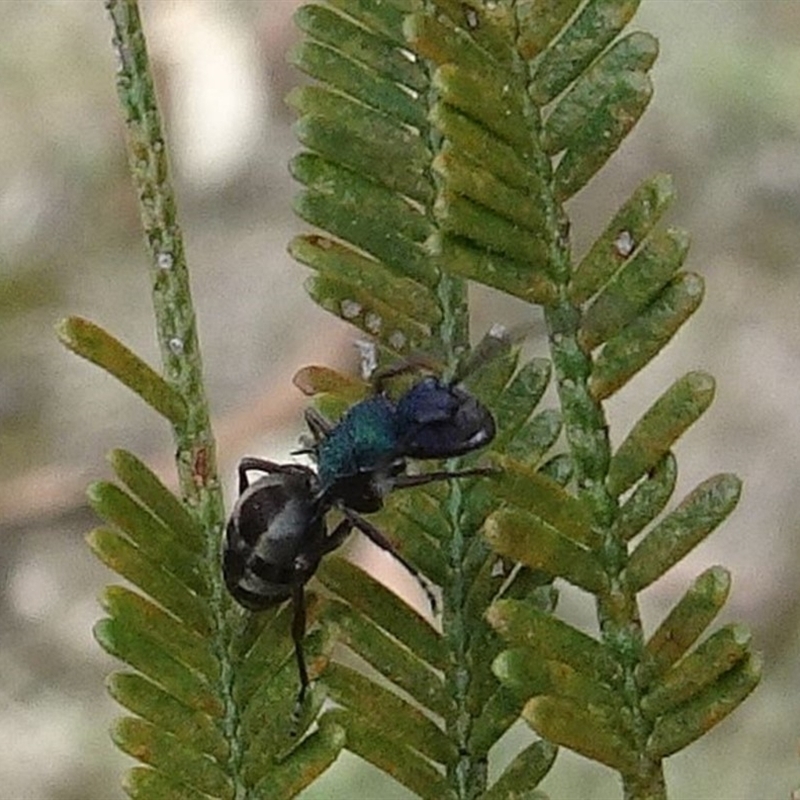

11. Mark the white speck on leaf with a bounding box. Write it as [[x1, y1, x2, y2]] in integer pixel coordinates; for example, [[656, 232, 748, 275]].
[[341, 299, 362, 319], [614, 230, 635, 257]]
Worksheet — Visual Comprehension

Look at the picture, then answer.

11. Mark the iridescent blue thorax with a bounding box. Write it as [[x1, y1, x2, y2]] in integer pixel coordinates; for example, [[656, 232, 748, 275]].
[[316, 395, 399, 491]]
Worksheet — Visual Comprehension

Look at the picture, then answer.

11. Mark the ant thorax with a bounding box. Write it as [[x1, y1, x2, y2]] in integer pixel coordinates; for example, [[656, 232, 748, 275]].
[[316, 394, 399, 490]]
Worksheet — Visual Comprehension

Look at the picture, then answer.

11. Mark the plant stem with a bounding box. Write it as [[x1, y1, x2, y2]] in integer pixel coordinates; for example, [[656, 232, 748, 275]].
[[104, 0, 243, 793], [420, 18, 484, 793], [516, 42, 667, 787], [437, 272, 488, 800], [545, 288, 667, 800], [105, 0, 218, 504]]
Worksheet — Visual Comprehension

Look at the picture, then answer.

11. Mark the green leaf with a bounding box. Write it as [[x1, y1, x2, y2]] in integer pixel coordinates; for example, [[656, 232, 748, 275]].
[[107, 673, 229, 762], [641, 624, 752, 718], [296, 5, 426, 91], [56, 316, 187, 424], [234, 602, 300, 704], [88, 482, 209, 595], [507, 410, 563, 468], [435, 191, 549, 269], [290, 234, 441, 325], [316, 558, 445, 670], [326, 708, 449, 800], [522, 695, 638, 772], [489, 456, 597, 547], [101, 586, 219, 682], [539, 452, 574, 485], [484, 739, 558, 800], [324, 0, 408, 44], [607, 371, 716, 496], [544, 31, 658, 155], [405, 10, 502, 76], [627, 474, 741, 591], [571, 173, 676, 304], [640, 566, 732, 685], [289, 39, 425, 126], [87, 527, 213, 638], [433, 149, 547, 235], [488, 599, 620, 684], [490, 357, 552, 447], [109, 449, 204, 551], [430, 234, 558, 304], [94, 617, 223, 718], [436, 0, 518, 63], [123, 767, 211, 800], [325, 663, 456, 765], [250, 715, 346, 800], [516, 0, 582, 60], [580, 228, 690, 350], [433, 64, 533, 154], [494, 648, 623, 713], [486, 508, 605, 593], [288, 86, 433, 204], [612, 451, 677, 542], [292, 364, 365, 399], [591, 272, 705, 400], [554, 77, 654, 201], [429, 103, 537, 193], [238, 630, 335, 763], [383, 494, 451, 563], [530, 0, 642, 104], [646, 654, 762, 759], [291, 153, 435, 285], [112, 717, 233, 800], [468, 686, 525, 754], [327, 600, 450, 717]]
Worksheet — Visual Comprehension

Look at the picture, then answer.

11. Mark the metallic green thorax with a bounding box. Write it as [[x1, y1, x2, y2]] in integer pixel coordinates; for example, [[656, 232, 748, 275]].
[[317, 396, 398, 489]]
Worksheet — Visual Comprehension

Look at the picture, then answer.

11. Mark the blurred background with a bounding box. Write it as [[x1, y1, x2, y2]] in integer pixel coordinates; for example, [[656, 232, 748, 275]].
[[1, 1, 798, 798]]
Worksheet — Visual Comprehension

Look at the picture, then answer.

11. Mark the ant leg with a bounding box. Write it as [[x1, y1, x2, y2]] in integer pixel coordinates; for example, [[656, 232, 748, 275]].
[[451, 325, 512, 384], [341, 507, 438, 615], [289, 583, 309, 735], [304, 407, 334, 440], [290, 517, 354, 737], [372, 354, 437, 393], [320, 517, 355, 556], [391, 466, 497, 491], [237, 457, 313, 494]]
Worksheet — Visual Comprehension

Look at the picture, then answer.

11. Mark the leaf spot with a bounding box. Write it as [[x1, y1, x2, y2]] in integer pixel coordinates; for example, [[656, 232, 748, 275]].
[[389, 330, 407, 350], [341, 299, 362, 319], [614, 230, 635, 257]]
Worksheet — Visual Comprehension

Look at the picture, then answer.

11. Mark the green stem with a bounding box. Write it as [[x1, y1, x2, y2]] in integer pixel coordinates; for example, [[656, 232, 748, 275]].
[[418, 12, 485, 791], [546, 295, 666, 800], [436, 272, 487, 800], [524, 38, 666, 791], [104, 0, 242, 794], [105, 0, 217, 501]]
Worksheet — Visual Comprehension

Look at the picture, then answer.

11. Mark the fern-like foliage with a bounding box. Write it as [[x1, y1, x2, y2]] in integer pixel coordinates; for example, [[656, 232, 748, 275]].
[[64, 1, 758, 799], [62, 3, 348, 798], [287, 1, 760, 798]]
